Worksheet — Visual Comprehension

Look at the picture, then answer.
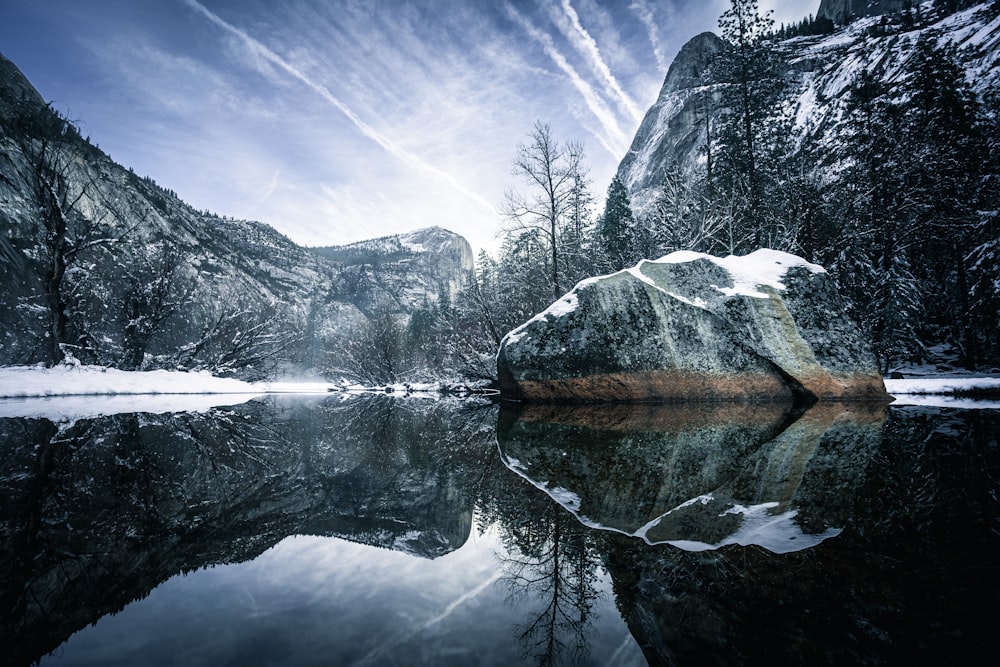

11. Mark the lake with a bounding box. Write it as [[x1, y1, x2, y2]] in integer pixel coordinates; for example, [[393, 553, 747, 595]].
[[1, 394, 997, 666]]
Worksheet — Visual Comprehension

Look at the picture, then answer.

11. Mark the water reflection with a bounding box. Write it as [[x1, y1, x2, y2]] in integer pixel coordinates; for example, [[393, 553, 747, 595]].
[[497, 402, 886, 552], [0, 395, 500, 666], [0, 396, 996, 666]]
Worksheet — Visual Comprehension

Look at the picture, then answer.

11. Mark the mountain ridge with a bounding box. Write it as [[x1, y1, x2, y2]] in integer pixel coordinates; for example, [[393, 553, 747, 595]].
[[0, 51, 473, 377]]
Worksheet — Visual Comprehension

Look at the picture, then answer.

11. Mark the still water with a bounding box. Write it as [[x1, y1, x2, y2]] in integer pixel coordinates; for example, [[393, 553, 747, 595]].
[[1, 394, 997, 666]]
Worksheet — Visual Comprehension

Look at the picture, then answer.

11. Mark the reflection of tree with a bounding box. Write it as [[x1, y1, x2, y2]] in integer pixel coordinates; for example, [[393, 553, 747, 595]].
[[480, 468, 605, 667], [0, 405, 291, 664]]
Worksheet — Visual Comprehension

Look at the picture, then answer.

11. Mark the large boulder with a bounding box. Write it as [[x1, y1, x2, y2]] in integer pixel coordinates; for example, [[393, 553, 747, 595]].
[[496, 249, 888, 404]]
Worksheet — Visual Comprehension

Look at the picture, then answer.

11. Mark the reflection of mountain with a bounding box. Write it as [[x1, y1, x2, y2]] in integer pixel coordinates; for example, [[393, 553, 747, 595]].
[[497, 402, 886, 553], [3, 399, 997, 666], [0, 396, 497, 666]]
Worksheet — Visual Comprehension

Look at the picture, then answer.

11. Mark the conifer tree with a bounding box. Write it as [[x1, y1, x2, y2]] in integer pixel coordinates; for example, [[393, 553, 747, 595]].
[[903, 34, 986, 368], [596, 176, 639, 271], [711, 0, 788, 250]]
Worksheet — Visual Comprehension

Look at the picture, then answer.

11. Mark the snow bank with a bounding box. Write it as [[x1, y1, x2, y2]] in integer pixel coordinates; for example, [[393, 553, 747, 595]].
[[885, 376, 1000, 409], [0, 364, 259, 398]]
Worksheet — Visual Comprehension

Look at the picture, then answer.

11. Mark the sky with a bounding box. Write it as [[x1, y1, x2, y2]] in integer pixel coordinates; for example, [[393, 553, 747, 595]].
[[0, 0, 814, 254]]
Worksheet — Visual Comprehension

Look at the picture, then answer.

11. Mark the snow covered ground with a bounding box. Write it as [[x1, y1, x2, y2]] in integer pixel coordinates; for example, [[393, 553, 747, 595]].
[[0, 364, 997, 422], [883, 377, 1000, 409], [0, 365, 485, 421]]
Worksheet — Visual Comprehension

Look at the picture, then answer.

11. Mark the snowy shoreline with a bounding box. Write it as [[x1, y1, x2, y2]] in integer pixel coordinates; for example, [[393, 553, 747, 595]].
[[1, 364, 998, 400], [1, 365, 998, 416]]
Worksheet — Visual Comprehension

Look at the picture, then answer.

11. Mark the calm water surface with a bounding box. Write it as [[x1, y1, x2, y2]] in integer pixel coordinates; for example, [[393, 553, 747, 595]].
[[1, 394, 997, 666]]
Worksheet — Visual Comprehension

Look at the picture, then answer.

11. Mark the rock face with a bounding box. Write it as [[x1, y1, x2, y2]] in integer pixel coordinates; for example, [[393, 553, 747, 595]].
[[617, 4, 1000, 221], [615, 32, 725, 214], [0, 52, 472, 372], [496, 249, 888, 403]]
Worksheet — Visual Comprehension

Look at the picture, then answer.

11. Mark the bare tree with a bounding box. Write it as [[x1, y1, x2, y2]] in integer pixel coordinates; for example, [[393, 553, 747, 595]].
[[15, 104, 141, 365], [166, 294, 301, 380], [501, 121, 588, 301], [322, 306, 410, 386], [119, 245, 196, 370]]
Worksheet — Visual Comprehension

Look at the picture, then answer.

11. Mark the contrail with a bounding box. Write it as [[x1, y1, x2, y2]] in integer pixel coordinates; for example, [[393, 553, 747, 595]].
[[559, 0, 643, 123], [352, 570, 503, 666], [505, 2, 628, 157], [630, 0, 669, 72], [184, 0, 496, 214]]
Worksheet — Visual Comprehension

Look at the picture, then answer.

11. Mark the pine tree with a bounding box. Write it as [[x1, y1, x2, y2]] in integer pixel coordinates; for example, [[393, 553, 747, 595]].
[[596, 176, 639, 271], [902, 34, 986, 368], [711, 0, 788, 251]]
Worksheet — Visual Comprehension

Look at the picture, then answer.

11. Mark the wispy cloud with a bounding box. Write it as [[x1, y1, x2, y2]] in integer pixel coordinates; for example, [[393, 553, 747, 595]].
[[630, 0, 669, 72], [504, 2, 629, 157], [556, 0, 643, 123], [183, 0, 495, 215]]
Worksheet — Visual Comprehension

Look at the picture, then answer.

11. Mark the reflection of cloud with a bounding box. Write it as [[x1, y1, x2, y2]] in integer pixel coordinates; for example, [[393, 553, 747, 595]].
[[353, 570, 503, 667]]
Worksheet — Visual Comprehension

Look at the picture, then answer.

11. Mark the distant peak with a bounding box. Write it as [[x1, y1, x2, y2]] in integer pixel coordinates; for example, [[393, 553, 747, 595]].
[[661, 32, 726, 93], [0, 52, 46, 108]]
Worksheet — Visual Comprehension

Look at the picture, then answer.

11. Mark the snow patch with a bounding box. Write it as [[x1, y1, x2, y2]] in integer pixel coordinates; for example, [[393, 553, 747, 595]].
[[0, 364, 258, 398], [502, 292, 579, 345], [663, 504, 842, 554], [656, 248, 826, 299]]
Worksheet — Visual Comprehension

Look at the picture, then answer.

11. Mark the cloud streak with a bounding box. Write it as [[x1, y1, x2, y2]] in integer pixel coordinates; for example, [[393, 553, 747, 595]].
[[504, 2, 629, 157], [557, 0, 643, 123], [630, 0, 669, 72], [183, 0, 496, 215]]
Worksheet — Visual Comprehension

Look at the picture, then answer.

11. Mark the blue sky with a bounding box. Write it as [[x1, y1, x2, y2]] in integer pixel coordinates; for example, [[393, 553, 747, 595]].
[[0, 0, 814, 253]]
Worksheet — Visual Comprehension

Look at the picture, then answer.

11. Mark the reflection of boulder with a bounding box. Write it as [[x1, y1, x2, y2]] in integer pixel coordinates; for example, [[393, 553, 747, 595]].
[[606, 407, 1000, 666], [497, 401, 886, 553], [0, 396, 494, 666], [497, 250, 888, 403]]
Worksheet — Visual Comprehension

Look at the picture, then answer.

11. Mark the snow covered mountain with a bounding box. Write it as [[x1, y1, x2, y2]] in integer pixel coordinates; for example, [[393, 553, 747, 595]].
[[617, 0, 1000, 217], [0, 53, 472, 376], [312, 225, 474, 319]]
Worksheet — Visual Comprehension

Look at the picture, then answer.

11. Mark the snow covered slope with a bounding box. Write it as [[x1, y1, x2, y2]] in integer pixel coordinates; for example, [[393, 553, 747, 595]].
[[617, 1, 1000, 217], [0, 53, 472, 373]]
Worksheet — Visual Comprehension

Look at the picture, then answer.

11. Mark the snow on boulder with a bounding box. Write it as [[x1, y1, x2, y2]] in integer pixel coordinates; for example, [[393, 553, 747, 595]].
[[496, 249, 888, 404]]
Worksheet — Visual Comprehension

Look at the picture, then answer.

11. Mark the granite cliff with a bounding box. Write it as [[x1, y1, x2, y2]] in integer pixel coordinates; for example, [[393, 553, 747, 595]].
[[0, 53, 472, 376]]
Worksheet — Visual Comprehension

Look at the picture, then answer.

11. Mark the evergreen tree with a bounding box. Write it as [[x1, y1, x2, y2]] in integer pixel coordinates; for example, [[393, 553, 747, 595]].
[[709, 0, 790, 252], [902, 34, 987, 368], [967, 89, 1000, 362], [559, 158, 596, 287], [596, 176, 639, 270]]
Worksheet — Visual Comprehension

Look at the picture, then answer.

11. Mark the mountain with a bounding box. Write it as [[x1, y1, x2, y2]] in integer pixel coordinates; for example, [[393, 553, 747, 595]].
[[615, 31, 725, 214], [312, 225, 474, 319], [0, 53, 473, 377], [617, 1, 1000, 219]]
